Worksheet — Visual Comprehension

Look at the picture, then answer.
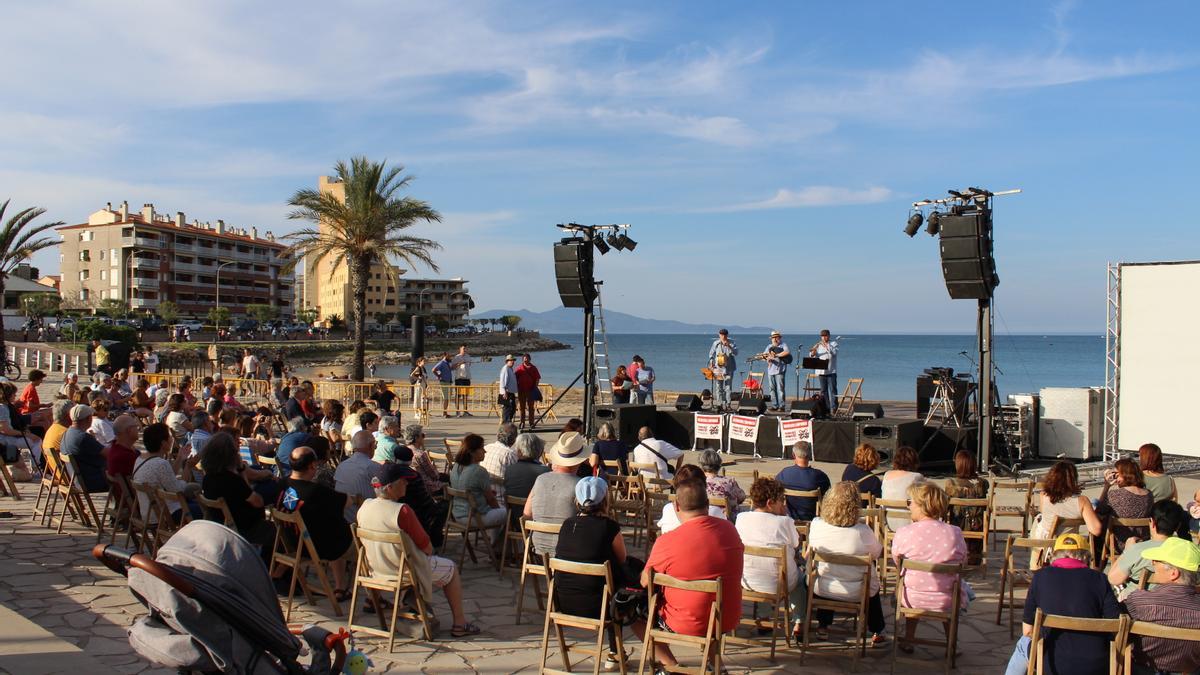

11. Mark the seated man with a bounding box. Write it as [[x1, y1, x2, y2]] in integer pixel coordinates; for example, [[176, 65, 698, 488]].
[[641, 480, 744, 672], [481, 423, 520, 498], [280, 446, 352, 601], [274, 417, 311, 472], [775, 441, 830, 521], [1123, 537, 1200, 674], [1004, 533, 1119, 675], [357, 463, 480, 637], [524, 432, 587, 556], [61, 404, 108, 493], [503, 433, 549, 501], [334, 430, 383, 520], [1108, 500, 1190, 592], [632, 426, 683, 479]]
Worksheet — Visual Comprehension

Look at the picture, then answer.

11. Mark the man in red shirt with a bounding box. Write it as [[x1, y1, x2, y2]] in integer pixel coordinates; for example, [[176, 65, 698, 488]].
[[514, 353, 541, 429], [105, 415, 142, 500], [642, 478, 744, 670]]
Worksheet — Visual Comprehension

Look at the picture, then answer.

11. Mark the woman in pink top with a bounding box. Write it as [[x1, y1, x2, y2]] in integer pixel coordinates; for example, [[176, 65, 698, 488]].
[[891, 481, 967, 653]]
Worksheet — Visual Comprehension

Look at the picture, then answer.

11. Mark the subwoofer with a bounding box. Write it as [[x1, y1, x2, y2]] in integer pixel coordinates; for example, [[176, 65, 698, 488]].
[[736, 395, 766, 416], [789, 398, 827, 420], [849, 403, 884, 421], [856, 418, 925, 456], [674, 394, 703, 412]]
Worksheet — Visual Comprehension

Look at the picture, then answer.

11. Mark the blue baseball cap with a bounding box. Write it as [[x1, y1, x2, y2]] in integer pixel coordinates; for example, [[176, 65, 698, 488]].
[[575, 476, 608, 508]]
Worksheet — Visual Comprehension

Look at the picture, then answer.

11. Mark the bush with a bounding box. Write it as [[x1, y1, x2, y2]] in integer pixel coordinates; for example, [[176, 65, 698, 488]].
[[77, 320, 138, 350]]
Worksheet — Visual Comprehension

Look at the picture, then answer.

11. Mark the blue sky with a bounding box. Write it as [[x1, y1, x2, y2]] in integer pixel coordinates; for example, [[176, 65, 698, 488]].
[[3, 1, 1196, 333]]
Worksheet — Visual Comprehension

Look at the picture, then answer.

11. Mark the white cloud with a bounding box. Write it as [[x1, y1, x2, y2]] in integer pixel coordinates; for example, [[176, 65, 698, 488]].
[[701, 186, 893, 212]]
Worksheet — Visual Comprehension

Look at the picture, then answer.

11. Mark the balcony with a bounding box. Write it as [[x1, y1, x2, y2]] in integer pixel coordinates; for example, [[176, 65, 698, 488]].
[[172, 262, 208, 274], [131, 256, 159, 269], [128, 236, 163, 249], [130, 298, 158, 308], [131, 277, 158, 288]]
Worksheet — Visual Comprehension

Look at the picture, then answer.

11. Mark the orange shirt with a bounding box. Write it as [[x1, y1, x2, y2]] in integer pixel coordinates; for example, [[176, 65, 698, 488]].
[[645, 515, 744, 635]]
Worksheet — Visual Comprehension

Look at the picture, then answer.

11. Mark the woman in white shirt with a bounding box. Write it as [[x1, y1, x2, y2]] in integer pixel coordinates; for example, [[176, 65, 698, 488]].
[[658, 465, 725, 534], [87, 396, 116, 446], [131, 422, 200, 524], [807, 480, 886, 644], [880, 445, 924, 532], [734, 477, 803, 636]]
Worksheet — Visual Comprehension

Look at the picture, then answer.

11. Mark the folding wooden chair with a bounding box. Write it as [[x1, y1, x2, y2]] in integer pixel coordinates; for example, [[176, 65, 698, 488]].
[[196, 493, 235, 527], [643, 476, 672, 494], [948, 497, 991, 576], [708, 495, 733, 521], [876, 498, 911, 595], [1121, 620, 1200, 674], [795, 522, 810, 557], [1046, 516, 1094, 567], [428, 449, 450, 475], [442, 487, 501, 567], [268, 507, 345, 620], [57, 453, 102, 534], [539, 558, 626, 675], [858, 491, 877, 509], [130, 481, 168, 555], [0, 459, 21, 500], [891, 559, 964, 675], [499, 495, 527, 578], [995, 535, 1055, 638], [783, 488, 821, 521], [98, 471, 134, 544], [347, 525, 434, 649], [833, 378, 864, 418], [516, 520, 561, 624], [628, 462, 661, 480], [638, 573, 724, 675], [645, 490, 671, 546], [726, 545, 792, 661], [158, 486, 194, 529], [606, 474, 647, 547], [990, 480, 1034, 550], [723, 466, 759, 486], [1101, 517, 1152, 568], [32, 445, 64, 524], [1027, 609, 1127, 675], [800, 548, 874, 670]]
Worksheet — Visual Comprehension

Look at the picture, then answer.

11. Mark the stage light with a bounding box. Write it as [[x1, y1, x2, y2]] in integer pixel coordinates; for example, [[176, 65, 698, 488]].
[[904, 211, 923, 237], [619, 235, 638, 251], [606, 233, 624, 250], [593, 236, 610, 255], [926, 210, 941, 236]]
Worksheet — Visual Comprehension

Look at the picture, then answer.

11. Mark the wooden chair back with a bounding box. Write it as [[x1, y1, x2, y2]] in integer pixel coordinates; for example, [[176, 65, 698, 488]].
[[948, 496, 991, 575], [1121, 620, 1200, 675], [800, 548, 873, 668], [628, 461, 661, 479], [892, 558, 964, 675], [990, 480, 1035, 546], [783, 488, 821, 520], [1101, 517, 1152, 566], [515, 519, 562, 624], [639, 573, 724, 675], [268, 506, 344, 619], [1029, 609, 1127, 675], [539, 558, 622, 674], [196, 493, 235, 527], [996, 535, 1056, 638], [727, 545, 791, 660], [347, 525, 433, 646]]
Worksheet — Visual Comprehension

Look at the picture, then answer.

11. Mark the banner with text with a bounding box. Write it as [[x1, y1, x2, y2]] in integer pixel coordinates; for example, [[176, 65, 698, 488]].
[[778, 418, 813, 456], [729, 414, 761, 457], [693, 413, 724, 450]]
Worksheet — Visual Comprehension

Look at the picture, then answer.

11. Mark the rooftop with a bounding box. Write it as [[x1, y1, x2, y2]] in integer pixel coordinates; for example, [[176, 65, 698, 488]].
[[56, 201, 286, 250]]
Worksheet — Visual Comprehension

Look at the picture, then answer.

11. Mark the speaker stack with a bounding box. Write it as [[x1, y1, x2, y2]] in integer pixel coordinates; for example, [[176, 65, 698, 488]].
[[554, 239, 596, 308], [593, 404, 656, 448], [856, 417, 925, 456], [938, 208, 998, 300]]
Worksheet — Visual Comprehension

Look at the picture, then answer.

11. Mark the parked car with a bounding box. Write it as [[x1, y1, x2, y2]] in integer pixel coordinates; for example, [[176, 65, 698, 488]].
[[136, 317, 165, 332], [287, 322, 310, 333], [175, 320, 204, 332], [232, 319, 258, 333], [50, 317, 77, 331]]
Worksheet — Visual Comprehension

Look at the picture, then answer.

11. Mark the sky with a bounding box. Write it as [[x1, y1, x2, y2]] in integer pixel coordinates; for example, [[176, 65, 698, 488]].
[[2, 1, 1197, 334]]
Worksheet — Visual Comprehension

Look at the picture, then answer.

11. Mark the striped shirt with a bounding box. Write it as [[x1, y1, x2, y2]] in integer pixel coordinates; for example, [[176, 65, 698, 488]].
[[1124, 584, 1200, 673]]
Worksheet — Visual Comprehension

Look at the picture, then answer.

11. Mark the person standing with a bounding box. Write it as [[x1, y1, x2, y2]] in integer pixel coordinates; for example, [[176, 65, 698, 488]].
[[270, 352, 285, 381], [144, 345, 159, 374], [634, 356, 656, 406], [432, 353, 454, 419], [498, 355, 518, 425], [514, 353, 541, 429], [240, 349, 259, 380], [92, 338, 111, 375], [707, 329, 738, 412], [809, 329, 839, 410], [627, 356, 643, 402], [450, 345, 472, 417], [763, 331, 790, 411], [409, 356, 428, 417], [610, 365, 632, 404]]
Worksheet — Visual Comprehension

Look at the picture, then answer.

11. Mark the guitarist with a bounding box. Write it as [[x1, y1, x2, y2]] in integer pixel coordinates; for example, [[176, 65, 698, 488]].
[[763, 330, 791, 411], [707, 328, 738, 412]]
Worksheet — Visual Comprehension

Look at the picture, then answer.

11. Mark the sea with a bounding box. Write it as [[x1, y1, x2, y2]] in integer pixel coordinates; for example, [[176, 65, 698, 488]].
[[377, 333, 1106, 402]]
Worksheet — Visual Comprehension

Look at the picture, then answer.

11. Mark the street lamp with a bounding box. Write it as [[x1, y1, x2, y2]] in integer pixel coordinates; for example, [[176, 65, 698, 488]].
[[417, 288, 431, 318], [215, 260, 236, 338]]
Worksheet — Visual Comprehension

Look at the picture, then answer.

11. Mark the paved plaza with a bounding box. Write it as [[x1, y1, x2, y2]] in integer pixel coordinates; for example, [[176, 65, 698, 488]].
[[3, 412, 1196, 674]]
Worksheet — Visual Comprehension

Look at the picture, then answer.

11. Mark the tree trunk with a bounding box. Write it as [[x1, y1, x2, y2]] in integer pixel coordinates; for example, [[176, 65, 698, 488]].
[[350, 256, 370, 381], [0, 276, 7, 366]]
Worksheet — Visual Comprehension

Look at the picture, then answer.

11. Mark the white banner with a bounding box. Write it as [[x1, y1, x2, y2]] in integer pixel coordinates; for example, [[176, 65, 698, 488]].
[[728, 414, 760, 457], [778, 418, 813, 454], [693, 413, 724, 449]]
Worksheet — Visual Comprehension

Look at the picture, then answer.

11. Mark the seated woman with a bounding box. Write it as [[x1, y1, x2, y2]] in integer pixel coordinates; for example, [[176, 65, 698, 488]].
[[357, 463, 480, 637], [699, 449, 746, 510], [87, 394, 116, 446], [880, 445, 923, 532], [554, 476, 633, 669], [1032, 461, 1103, 542], [222, 383, 244, 411], [59, 373, 82, 403], [735, 477, 805, 637], [0, 382, 41, 477], [1138, 443, 1176, 503], [808, 480, 886, 644], [841, 443, 882, 499], [891, 481, 968, 653], [588, 422, 629, 474], [1097, 458, 1154, 555], [18, 369, 53, 429], [944, 450, 990, 565], [657, 465, 726, 535], [129, 378, 154, 420], [132, 423, 202, 523], [448, 433, 506, 548], [200, 431, 277, 564]]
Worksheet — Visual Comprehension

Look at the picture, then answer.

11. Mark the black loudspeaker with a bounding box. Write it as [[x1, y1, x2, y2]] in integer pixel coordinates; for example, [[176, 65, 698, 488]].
[[789, 398, 827, 420], [850, 403, 884, 421], [737, 395, 766, 416], [938, 208, 998, 300], [594, 404, 656, 448], [674, 394, 702, 412], [856, 418, 925, 455], [553, 239, 596, 308]]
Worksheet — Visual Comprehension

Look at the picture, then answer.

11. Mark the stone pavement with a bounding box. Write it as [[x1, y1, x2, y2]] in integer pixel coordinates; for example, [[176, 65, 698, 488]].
[[4, 408, 1196, 673]]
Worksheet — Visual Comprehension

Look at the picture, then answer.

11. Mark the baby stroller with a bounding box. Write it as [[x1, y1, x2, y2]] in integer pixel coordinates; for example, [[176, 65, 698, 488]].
[[93, 520, 349, 674]]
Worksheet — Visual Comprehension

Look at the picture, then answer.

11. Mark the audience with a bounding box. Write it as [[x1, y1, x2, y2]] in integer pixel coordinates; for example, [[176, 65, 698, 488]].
[[199, 431, 276, 561], [524, 431, 587, 555], [274, 417, 311, 472], [280, 446, 352, 599], [1108, 500, 1191, 591], [699, 449, 745, 509], [449, 433, 505, 550], [372, 415, 404, 464], [807, 480, 886, 644], [481, 423, 519, 497], [735, 477, 805, 637], [1031, 460, 1103, 541], [0, 381, 43, 470], [1122, 538, 1200, 674], [588, 421, 629, 474], [1097, 458, 1154, 555], [631, 426, 683, 479], [405, 424, 444, 496], [776, 441, 830, 521], [61, 404, 108, 493], [334, 430, 383, 518], [641, 479, 743, 672], [881, 445, 923, 531], [944, 449, 990, 565], [132, 423, 201, 523], [1003, 533, 1117, 675], [657, 465, 726, 534], [891, 482, 968, 654], [42, 399, 73, 457], [104, 414, 142, 481], [503, 433, 550, 500], [357, 463, 479, 637], [841, 443, 882, 498], [1138, 443, 1177, 503]]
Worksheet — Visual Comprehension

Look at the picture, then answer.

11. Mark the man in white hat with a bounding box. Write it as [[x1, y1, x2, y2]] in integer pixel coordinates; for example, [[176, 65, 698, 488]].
[[523, 431, 588, 555], [60, 404, 108, 492], [763, 330, 791, 411]]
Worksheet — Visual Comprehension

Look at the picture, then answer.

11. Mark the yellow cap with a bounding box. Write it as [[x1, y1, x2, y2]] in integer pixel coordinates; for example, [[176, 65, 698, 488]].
[[1053, 533, 1088, 551], [1141, 537, 1200, 573]]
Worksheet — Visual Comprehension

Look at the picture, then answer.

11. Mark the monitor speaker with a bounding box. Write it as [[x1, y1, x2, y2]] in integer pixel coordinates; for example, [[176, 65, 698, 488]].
[[850, 403, 884, 421], [938, 208, 998, 300], [554, 239, 596, 308], [737, 395, 766, 416], [789, 398, 827, 420], [674, 394, 702, 412]]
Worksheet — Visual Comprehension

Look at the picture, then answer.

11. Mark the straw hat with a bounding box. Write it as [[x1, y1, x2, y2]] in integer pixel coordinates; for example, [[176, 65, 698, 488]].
[[547, 431, 590, 467]]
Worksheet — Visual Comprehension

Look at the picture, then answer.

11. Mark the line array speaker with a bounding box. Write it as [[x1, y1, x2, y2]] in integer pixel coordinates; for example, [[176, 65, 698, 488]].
[[553, 239, 596, 308], [938, 207, 998, 300]]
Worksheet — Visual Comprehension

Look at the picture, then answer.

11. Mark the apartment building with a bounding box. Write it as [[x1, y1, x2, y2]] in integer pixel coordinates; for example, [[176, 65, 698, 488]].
[[57, 201, 294, 318], [299, 176, 470, 325]]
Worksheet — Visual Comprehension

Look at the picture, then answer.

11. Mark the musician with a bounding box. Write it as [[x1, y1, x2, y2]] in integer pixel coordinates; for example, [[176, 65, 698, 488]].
[[450, 345, 473, 418], [809, 329, 839, 409], [707, 329, 738, 411], [763, 330, 790, 411]]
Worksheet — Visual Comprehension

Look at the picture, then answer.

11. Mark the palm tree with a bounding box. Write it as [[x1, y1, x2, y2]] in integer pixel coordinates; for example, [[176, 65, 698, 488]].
[[0, 200, 62, 360], [284, 157, 442, 380]]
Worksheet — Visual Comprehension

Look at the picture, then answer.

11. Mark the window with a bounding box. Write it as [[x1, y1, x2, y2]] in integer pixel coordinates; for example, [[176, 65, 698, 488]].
[[100, 249, 105, 261], [100, 269, 107, 280], [79, 270, 89, 280], [79, 251, 90, 262], [101, 290, 108, 300], [110, 248, 118, 260], [80, 230, 94, 242], [79, 289, 89, 301]]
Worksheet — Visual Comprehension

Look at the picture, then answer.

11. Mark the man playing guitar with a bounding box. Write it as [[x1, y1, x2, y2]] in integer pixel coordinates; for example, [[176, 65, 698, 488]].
[[707, 329, 738, 411], [762, 330, 791, 411]]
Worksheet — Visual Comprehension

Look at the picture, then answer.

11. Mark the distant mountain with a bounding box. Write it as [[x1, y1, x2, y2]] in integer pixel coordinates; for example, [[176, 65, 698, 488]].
[[474, 307, 773, 334]]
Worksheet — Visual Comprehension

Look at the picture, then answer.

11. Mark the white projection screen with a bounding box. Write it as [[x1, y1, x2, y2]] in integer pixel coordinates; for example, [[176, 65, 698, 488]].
[[1117, 261, 1200, 457]]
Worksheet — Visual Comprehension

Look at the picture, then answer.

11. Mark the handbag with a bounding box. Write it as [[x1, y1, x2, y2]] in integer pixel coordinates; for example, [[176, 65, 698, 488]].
[[529, 387, 543, 403]]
